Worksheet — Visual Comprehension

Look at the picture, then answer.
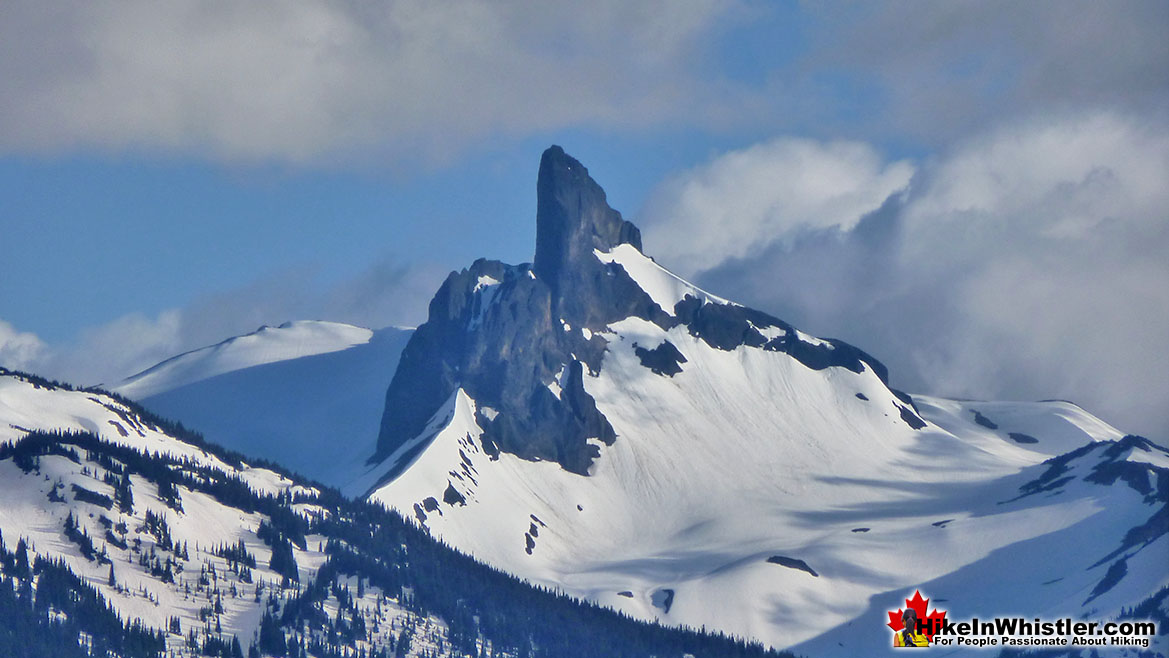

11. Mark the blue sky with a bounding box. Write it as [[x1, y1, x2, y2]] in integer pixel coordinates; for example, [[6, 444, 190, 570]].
[[1, 1, 1167, 440]]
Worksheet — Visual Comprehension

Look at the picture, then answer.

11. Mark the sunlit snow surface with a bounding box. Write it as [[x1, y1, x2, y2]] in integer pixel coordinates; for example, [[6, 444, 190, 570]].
[[0, 374, 459, 658], [112, 321, 412, 486], [594, 244, 730, 314], [0, 375, 313, 650], [362, 255, 1166, 656], [85, 269, 1167, 655]]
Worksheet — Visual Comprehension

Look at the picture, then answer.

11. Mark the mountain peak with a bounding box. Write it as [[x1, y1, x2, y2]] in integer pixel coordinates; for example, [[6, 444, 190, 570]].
[[534, 145, 642, 288], [375, 146, 892, 475]]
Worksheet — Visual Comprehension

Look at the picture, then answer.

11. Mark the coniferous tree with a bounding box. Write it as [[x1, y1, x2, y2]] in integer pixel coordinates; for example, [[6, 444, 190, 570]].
[[117, 472, 134, 514]]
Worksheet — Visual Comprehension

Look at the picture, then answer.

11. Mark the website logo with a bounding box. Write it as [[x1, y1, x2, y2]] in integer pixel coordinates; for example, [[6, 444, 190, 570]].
[[888, 590, 947, 647], [882, 590, 1157, 650]]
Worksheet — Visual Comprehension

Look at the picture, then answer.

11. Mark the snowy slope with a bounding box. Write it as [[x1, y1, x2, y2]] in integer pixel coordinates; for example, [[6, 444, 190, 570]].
[[0, 372, 495, 658], [359, 147, 1167, 656], [114, 321, 376, 399], [0, 371, 322, 654], [2, 371, 290, 482], [83, 146, 1165, 656], [111, 322, 412, 487], [365, 276, 1166, 655], [0, 369, 787, 658]]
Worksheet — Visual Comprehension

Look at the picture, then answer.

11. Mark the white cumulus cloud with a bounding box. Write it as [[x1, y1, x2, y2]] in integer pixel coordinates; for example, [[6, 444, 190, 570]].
[[642, 137, 914, 275], [644, 113, 1169, 441], [0, 319, 47, 371], [0, 0, 736, 165], [4, 255, 444, 387]]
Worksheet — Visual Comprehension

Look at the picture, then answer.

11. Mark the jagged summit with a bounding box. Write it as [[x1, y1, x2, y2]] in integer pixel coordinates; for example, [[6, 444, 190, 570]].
[[56, 149, 1165, 656], [374, 146, 896, 476], [372, 147, 663, 475], [534, 145, 642, 289]]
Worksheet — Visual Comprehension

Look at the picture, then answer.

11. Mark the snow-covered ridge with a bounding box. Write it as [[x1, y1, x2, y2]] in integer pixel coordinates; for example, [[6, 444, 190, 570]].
[[359, 146, 1167, 654], [0, 369, 326, 652], [368, 349, 1166, 656], [0, 368, 781, 658], [0, 370, 487, 658], [113, 320, 375, 399], [109, 324, 413, 489], [594, 243, 730, 314], [1, 370, 308, 497]]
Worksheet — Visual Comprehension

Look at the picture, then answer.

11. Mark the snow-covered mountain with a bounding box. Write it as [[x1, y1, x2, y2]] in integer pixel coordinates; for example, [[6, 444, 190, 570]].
[[0, 368, 417, 657], [101, 146, 1168, 656], [114, 321, 379, 400], [111, 321, 412, 486], [0, 368, 784, 658], [358, 147, 1168, 655]]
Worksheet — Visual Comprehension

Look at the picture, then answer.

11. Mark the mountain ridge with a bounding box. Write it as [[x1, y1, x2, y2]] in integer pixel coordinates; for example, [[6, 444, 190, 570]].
[[0, 367, 793, 658], [357, 147, 1167, 655], [114, 320, 381, 399], [374, 145, 903, 476], [77, 146, 1169, 655]]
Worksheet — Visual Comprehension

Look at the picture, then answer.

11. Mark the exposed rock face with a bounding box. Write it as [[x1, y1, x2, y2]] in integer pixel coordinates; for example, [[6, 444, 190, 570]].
[[375, 147, 653, 475], [375, 145, 899, 475], [534, 146, 643, 302]]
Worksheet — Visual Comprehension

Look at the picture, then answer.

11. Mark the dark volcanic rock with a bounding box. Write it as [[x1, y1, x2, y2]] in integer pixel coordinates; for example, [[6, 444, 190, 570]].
[[374, 145, 901, 477], [766, 555, 819, 577], [670, 295, 889, 381], [633, 340, 687, 377], [897, 403, 927, 430], [972, 409, 999, 429], [443, 482, 466, 506], [375, 147, 655, 475], [535, 145, 642, 297], [651, 588, 675, 613], [375, 256, 619, 475]]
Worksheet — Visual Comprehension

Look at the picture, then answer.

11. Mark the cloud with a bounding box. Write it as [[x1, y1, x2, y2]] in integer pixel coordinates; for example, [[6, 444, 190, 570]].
[[641, 137, 914, 275], [2, 2, 1163, 166], [6, 256, 446, 387], [643, 113, 1169, 441], [39, 311, 185, 387], [800, 1, 1169, 144], [0, 0, 735, 165], [0, 319, 47, 371], [170, 257, 446, 351], [314, 259, 449, 330]]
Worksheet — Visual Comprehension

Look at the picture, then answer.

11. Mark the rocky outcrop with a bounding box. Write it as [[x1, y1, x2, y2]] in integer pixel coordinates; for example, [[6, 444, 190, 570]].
[[375, 145, 898, 476], [375, 147, 653, 475]]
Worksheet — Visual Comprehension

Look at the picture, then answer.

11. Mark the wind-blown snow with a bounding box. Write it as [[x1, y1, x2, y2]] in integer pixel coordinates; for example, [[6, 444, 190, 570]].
[[912, 395, 1124, 461], [467, 279, 503, 331], [474, 275, 501, 292]]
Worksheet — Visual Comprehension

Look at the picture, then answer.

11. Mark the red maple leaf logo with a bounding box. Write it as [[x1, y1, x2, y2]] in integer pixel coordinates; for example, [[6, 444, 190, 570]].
[[887, 590, 947, 641]]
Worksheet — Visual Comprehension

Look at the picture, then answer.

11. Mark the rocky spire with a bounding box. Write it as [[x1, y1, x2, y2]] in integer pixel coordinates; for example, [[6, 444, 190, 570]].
[[373, 147, 650, 475], [533, 146, 642, 290], [374, 145, 894, 478]]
